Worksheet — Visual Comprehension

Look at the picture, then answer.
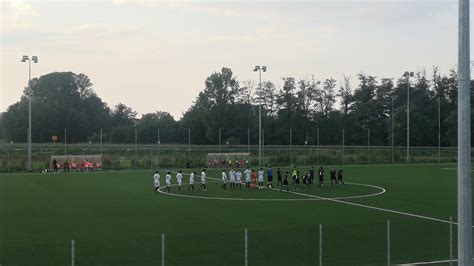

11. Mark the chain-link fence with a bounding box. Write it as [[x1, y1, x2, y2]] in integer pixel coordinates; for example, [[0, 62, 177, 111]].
[[0, 143, 464, 172], [0, 219, 462, 266]]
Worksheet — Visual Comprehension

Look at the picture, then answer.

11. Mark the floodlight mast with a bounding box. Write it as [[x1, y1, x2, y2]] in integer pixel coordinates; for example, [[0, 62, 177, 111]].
[[458, 0, 472, 264], [253, 65, 266, 168], [403, 71, 414, 164], [21, 55, 38, 172]]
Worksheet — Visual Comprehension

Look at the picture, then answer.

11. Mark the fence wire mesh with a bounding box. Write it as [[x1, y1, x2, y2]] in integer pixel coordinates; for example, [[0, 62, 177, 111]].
[[0, 143, 464, 172], [0, 220, 459, 266]]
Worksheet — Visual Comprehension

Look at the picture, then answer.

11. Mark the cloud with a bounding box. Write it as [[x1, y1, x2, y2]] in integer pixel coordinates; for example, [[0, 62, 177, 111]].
[[112, 0, 273, 19], [209, 25, 281, 42], [66, 23, 140, 39], [1, 0, 40, 32]]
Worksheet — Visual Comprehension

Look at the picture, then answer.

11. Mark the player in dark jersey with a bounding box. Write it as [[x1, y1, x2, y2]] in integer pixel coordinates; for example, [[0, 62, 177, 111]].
[[294, 173, 300, 191], [302, 172, 308, 190], [281, 174, 289, 192], [318, 166, 324, 187], [309, 166, 315, 184], [330, 168, 337, 186], [337, 167, 344, 184], [276, 168, 282, 186]]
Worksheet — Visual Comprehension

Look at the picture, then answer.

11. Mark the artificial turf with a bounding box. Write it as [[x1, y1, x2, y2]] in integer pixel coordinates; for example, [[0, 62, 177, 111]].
[[0, 164, 471, 265]]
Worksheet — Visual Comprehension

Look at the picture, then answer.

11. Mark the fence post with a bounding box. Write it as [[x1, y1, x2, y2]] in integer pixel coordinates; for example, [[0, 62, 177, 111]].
[[244, 228, 248, 266], [449, 217, 453, 266], [71, 240, 75, 266], [319, 224, 323, 266], [387, 220, 390, 266], [161, 233, 165, 266]]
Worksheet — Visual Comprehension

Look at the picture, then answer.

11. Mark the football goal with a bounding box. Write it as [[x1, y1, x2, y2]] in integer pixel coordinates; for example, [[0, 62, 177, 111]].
[[206, 153, 250, 168]]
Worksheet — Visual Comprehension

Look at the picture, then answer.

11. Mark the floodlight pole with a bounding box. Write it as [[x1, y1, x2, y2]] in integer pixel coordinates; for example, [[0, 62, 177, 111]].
[[407, 78, 410, 164], [290, 128, 292, 164], [304, 139, 307, 166], [188, 128, 191, 161], [64, 128, 67, 155], [21, 55, 38, 172], [259, 71, 261, 168], [262, 128, 265, 165], [438, 96, 441, 163], [100, 128, 103, 158], [134, 126, 137, 168], [458, 0, 472, 264], [28, 62, 32, 171], [157, 128, 160, 169], [368, 128, 370, 151], [219, 128, 221, 154], [317, 128, 320, 165], [254, 65, 266, 168], [404, 71, 414, 164], [391, 97, 394, 164], [342, 128, 345, 165], [247, 128, 250, 154]]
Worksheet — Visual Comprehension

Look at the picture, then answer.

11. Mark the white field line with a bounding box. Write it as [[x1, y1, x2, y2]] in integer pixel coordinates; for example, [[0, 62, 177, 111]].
[[396, 258, 474, 265], [157, 182, 384, 202], [270, 188, 473, 228], [160, 170, 385, 201], [440, 167, 474, 171]]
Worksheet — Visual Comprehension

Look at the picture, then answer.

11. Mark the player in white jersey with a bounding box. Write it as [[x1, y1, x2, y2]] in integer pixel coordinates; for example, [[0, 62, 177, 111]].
[[258, 168, 264, 189], [244, 166, 252, 188], [188, 172, 195, 191], [165, 171, 172, 193], [176, 170, 183, 191], [221, 169, 228, 190], [153, 170, 160, 194], [235, 170, 242, 189], [229, 169, 236, 189], [199, 169, 207, 191]]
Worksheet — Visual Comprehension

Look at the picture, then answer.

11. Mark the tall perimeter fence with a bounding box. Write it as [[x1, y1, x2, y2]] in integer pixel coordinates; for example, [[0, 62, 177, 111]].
[[0, 219, 468, 265], [0, 142, 465, 172]]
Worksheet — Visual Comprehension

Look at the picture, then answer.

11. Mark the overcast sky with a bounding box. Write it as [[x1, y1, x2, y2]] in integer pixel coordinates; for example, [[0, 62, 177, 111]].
[[1, 0, 472, 119]]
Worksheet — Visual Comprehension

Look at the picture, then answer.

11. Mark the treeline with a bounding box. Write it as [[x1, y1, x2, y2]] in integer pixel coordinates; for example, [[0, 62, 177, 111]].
[[1, 68, 473, 146]]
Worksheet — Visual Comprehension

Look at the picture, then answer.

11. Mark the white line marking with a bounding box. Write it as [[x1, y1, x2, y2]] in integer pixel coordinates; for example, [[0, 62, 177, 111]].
[[272, 188, 472, 227], [158, 173, 386, 202], [396, 257, 474, 265]]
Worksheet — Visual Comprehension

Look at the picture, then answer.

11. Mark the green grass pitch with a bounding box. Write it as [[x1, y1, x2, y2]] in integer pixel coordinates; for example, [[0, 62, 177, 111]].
[[0, 164, 471, 265]]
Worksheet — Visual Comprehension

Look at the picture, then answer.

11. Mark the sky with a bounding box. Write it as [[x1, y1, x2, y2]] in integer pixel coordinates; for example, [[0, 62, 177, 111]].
[[1, 0, 472, 119]]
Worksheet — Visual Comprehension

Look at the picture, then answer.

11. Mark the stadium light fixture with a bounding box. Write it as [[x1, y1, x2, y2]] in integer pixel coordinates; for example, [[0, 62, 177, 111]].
[[21, 55, 39, 172], [253, 65, 268, 167]]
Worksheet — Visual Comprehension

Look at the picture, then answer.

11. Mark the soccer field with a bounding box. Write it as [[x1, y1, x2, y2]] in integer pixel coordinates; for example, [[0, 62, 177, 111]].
[[0, 164, 471, 265]]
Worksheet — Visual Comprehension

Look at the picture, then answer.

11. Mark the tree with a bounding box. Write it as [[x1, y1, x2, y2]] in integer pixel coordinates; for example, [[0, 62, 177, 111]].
[[275, 77, 298, 143], [137, 112, 178, 144], [109, 103, 137, 143], [186, 67, 241, 143], [320, 78, 337, 117], [338, 75, 353, 117], [2, 72, 110, 143], [255, 81, 278, 117]]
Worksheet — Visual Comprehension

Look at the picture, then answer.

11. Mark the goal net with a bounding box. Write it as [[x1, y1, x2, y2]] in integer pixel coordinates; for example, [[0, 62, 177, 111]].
[[206, 153, 249, 168]]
